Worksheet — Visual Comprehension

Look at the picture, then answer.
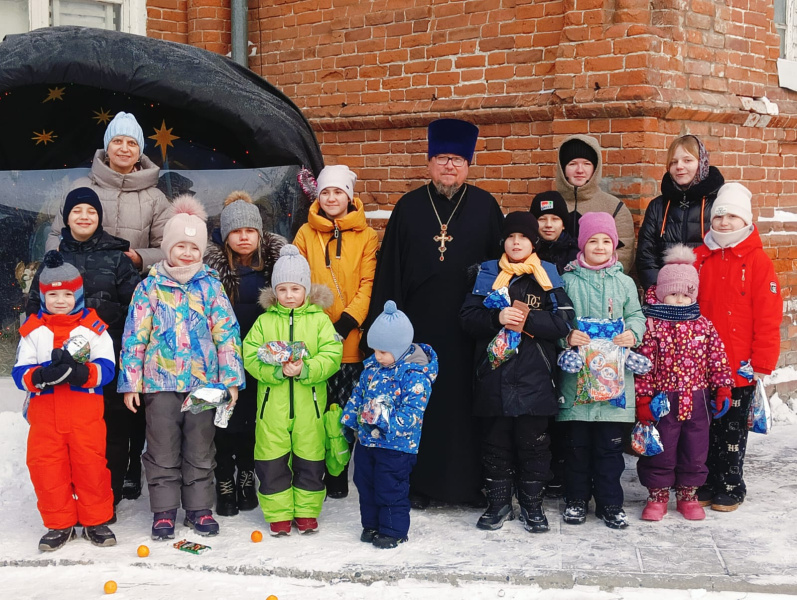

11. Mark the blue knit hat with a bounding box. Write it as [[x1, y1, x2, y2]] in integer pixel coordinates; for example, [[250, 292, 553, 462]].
[[427, 119, 479, 163], [367, 300, 414, 361], [104, 112, 145, 152]]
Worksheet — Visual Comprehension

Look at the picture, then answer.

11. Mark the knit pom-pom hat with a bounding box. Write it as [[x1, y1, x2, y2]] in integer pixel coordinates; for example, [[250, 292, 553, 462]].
[[271, 244, 311, 293], [39, 250, 84, 314], [161, 194, 208, 258], [220, 190, 263, 242], [367, 300, 414, 361], [655, 244, 699, 303]]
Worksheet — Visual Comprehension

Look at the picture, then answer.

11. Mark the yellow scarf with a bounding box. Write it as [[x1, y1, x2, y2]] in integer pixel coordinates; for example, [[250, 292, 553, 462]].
[[492, 253, 553, 291]]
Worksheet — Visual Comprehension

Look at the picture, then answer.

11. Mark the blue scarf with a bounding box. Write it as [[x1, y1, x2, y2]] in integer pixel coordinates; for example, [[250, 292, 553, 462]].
[[642, 302, 701, 322]]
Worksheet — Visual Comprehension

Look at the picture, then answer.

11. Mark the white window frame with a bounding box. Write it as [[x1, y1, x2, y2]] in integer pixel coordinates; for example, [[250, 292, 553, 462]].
[[28, 0, 146, 35], [777, 0, 797, 91]]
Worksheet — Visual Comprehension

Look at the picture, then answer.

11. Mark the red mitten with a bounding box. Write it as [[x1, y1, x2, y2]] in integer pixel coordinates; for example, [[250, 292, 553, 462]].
[[712, 386, 732, 419], [636, 395, 654, 426]]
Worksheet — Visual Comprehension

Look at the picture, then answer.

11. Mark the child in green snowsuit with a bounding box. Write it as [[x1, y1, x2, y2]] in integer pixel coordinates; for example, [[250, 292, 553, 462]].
[[243, 245, 343, 536]]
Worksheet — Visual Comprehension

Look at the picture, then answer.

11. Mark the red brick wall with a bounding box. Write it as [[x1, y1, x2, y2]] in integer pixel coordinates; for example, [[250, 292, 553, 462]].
[[147, 0, 797, 390]]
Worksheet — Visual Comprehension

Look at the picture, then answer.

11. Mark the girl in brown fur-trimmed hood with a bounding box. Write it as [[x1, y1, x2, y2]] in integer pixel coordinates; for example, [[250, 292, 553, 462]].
[[204, 190, 286, 518]]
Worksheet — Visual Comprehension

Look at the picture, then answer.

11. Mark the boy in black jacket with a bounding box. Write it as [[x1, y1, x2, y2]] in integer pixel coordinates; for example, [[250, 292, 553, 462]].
[[460, 212, 574, 533]]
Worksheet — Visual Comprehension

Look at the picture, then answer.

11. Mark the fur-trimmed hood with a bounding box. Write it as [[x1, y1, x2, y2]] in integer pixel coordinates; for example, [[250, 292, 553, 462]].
[[258, 283, 334, 311]]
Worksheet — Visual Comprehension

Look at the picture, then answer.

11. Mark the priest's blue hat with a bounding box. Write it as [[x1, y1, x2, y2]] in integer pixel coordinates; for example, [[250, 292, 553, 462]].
[[427, 119, 479, 163]]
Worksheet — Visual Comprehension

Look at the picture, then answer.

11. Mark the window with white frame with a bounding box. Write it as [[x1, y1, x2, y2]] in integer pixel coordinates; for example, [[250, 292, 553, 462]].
[[775, 0, 797, 91], [0, 0, 145, 39]]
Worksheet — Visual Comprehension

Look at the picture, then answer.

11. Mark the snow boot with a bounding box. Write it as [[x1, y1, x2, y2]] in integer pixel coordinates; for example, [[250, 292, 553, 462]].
[[237, 469, 259, 511], [675, 485, 706, 520], [696, 485, 714, 507], [83, 524, 117, 547], [372, 533, 407, 549], [641, 488, 669, 521], [122, 460, 142, 501], [325, 468, 349, 499], [294, 517, 318, 533], [184, 510, 219, 536], [269, 521, 291, 536], [38, 526, 76, 552], [596, 505, 629, 529], [216, 479, 239, 517], [563, 499, 587, 525], [517, 480, 548, 533], [151, 510, 177, 540], [476, 478, 514, 530], [711, 491, 743, 512], [360, 528, 378, 543]]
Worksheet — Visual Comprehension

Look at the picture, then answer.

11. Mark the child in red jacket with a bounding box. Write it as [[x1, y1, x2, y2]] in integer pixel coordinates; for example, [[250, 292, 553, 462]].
[[13, 251, 117, 551], [693, 183, 781, 512], [635, 245, 734, 522]]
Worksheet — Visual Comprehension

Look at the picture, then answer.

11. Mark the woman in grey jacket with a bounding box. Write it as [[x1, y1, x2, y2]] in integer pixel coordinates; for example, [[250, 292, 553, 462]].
[[46, 112, 171, 272]]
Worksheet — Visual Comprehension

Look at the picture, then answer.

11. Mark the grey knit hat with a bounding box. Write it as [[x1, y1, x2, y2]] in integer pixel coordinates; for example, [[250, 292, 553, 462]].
[[367, 300, 414, 361], [220, 191, 263, 242], [271, 245, 311, 293]]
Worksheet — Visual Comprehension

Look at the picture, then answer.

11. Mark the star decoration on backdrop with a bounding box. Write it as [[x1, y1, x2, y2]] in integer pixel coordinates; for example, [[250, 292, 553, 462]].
[[42, 87, 65, 103], [31, 130, 57, 145], [92, 107, 114, 125], [148, 120, 180, 161]]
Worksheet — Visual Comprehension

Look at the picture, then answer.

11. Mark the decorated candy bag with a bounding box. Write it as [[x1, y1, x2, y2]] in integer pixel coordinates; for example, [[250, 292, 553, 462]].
[[181, 383, 229, 414], [63, 335, 91, 363], [257, 340, 309, 365], [574, 317, 627, 407], [214, 402, 235, 428], [484, 287, 521, 369], [748, 379, 771, 434], [631, 422, 664, 456]]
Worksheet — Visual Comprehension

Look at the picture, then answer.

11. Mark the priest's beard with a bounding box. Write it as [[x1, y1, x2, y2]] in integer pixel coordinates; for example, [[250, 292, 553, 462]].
[[433, 181, 462, 199]]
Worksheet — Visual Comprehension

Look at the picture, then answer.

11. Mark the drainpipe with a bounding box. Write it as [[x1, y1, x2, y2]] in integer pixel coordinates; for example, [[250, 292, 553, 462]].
[[231, 0, 248, 68]]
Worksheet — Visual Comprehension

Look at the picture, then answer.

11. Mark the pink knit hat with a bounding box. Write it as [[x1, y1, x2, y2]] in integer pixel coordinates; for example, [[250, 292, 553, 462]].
[[655, 245, 699, 302], [161, 195, 208, 259], [577, 212, 618, 251]]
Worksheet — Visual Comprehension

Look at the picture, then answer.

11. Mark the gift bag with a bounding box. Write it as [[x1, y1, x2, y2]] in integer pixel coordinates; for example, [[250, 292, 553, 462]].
[[483, 287, 521, 369], [257, 341, 309, 365], [181, 384, 229, 414], [748, 379, 772, 434], [574, 317, 627, 407], [650, 391, 671, 420], [324, 405, 351, 476], [631, 422, 664, 456]]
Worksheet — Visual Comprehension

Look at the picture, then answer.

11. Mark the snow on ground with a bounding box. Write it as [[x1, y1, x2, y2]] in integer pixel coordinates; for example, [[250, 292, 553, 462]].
[[2, 378, 797, 599]]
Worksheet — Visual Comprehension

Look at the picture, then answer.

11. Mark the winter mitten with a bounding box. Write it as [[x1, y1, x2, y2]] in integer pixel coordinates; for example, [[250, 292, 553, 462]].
[[557, 349, 583, 374], [625, 350, 652, 375], [55, 349, 91, 387], [635, 395, 655, 426], [32, 363, 73, 389], [712, 387, 732, 419], [49, 348, 67, 365], [333, 312, 359, 340]]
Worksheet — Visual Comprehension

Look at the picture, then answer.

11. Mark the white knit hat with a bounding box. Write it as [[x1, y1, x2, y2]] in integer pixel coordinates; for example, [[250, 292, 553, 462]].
[[712, 182, 753, 226], [316, 165, 357, 201]]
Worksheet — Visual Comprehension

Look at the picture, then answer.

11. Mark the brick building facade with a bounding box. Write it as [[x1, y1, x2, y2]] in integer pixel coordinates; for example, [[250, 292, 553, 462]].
[[146, 0, 797, 396]]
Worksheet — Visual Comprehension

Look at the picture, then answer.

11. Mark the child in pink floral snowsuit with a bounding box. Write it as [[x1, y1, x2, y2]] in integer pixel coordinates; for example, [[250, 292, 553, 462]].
[[635, 245, 733, 522]]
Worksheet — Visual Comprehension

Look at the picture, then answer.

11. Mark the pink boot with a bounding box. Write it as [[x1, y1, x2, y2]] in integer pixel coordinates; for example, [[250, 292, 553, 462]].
[[641, 501, 668, 521], [676, 500, 706, 520], [641, 487, 669, 521]]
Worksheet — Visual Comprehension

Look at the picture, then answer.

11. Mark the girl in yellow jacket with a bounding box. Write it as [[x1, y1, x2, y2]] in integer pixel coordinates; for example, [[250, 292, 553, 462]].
[[293, 164, 379, 498]]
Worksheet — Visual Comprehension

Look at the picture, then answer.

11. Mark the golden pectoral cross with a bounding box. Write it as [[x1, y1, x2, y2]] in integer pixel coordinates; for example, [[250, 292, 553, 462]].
[[434, 225, 453, 261]]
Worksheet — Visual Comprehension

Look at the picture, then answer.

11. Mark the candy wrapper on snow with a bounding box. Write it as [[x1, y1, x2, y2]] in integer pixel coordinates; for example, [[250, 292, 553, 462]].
[[214, 402, 235, 428], [257, 340, 309, 365], [650, 391, 671, 420], [625, 350, 652, 375], [557, 349, 584, 373], [174, 539, 211, 554], [483, 287, 521, 369], [360, 394, 392, 432], [181, 383, 229, 414], [737, 360, 755, 383], [574, 317, 627, 407], [631, 422, 664, 456], [748, 379, 772, 434], [62, 335, 91, 363]]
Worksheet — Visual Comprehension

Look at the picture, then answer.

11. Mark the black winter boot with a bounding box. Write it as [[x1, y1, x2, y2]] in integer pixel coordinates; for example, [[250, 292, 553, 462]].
[[476, 478, 514, 530], [39, 526, 76, 552], [517, 481, 549, 533], [237, 470, 259, 512], [216, 479, 239, 517], [82, 524, 117, 547], [122, 458, 143, 500]]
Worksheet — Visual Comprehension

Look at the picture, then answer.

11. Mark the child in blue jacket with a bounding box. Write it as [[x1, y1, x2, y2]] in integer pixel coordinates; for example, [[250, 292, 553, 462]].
[[341, 301, 438, 549]]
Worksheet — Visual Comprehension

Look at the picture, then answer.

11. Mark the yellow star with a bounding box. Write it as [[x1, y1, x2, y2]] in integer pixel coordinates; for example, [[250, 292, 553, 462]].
[[43, 87, 65, 103], [148, 120, 180, 161], [32, 130, 57, 145], [92, 107, 114, 125]]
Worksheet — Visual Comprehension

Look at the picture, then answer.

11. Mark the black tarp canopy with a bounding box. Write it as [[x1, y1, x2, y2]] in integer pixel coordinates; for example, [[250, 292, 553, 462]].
[[0, 26, 323, 172]]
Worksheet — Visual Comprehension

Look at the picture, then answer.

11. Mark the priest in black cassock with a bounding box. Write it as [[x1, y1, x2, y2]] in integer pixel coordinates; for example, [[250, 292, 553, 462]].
[[367, 119, 505, 506]]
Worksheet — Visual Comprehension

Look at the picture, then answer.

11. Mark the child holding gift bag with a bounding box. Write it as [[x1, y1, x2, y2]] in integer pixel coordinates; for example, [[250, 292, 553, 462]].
[[635, 245, 734, 522], [242, 245, 343, 536], [119, 196, 245, 540], [557, 212, 646, 529]]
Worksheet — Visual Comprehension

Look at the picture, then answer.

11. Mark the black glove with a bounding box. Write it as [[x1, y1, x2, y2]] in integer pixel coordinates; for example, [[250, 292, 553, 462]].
[[32, 363, 73, 389], [56, 350, 91, 387], [333, 312, 359, 340]]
